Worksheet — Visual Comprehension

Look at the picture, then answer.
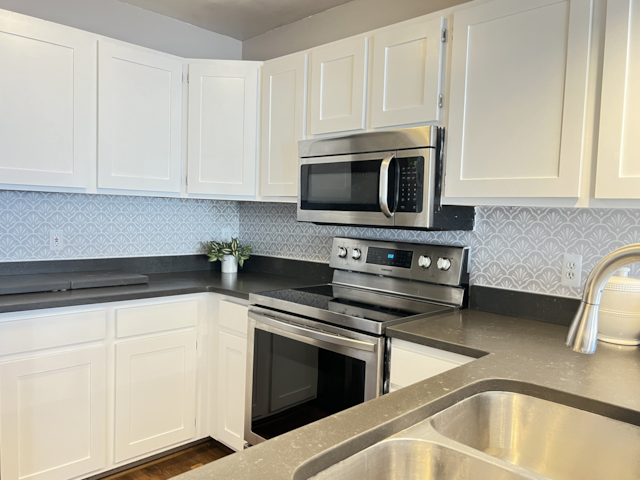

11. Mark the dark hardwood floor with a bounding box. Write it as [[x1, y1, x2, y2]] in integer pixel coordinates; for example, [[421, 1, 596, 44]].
[[103, 440, 234, 480]]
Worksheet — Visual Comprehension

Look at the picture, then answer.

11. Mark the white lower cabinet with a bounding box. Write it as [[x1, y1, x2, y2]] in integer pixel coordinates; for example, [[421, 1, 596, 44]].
[[0, 294, 207, 480], [0, 347, 107, 480], [214, 300, 249, 451], [389, 339, 474, 392], [114, 332, 197, 463], [216, 330, 247, 450]]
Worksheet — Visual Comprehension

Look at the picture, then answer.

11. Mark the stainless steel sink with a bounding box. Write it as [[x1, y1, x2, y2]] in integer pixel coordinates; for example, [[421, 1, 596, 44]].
[[431, 391, 640, 480], [309, 439, 532, 480], [305, 391, 640, 480]]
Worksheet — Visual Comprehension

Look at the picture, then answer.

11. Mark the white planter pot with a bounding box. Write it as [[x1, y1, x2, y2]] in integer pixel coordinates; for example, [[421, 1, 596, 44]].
[[221, 255, 238, 273]]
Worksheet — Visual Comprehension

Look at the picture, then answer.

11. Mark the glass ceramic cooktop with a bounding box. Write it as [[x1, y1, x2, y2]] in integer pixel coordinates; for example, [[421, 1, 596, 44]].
[[254, 284, 451, 324]]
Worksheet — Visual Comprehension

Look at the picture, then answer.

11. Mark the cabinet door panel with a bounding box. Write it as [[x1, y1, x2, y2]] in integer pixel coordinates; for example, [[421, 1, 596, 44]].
[[216, 331, 247, 451], [596, 0, 640, 198], [115, 332, 197, 462], [0, 10, 94, 188], [0, 347, 106, 480], [187, 62, 260, 196], [445, 0, 592, 198], [260, 54, 307, 197], [371, 17, 445, 127], [390, 339, 473, 391], [98, 41, 183, 192], [309, 37, 368, 135]]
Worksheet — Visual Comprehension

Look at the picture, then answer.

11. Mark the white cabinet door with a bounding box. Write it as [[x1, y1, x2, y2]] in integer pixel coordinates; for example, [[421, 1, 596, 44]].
[[187, 61, 260, 197], [217, 330, 247, 451], [0, 10, 94, 189], [389, 339, 473, 392], [98, 40, 183, 193], [115, 332, 197, 463], [595, 0, 640, 198], [309, 37, 368, 135], [260, 54, 308, 198], [444, 0, 592, 198], [371, 17, 446, 128], [0, 347, 106, 480]]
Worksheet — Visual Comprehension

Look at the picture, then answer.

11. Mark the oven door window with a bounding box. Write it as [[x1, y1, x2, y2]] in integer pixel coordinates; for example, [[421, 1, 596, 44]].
[[251, 329, 366, 440], [300, 158, 397, 212]]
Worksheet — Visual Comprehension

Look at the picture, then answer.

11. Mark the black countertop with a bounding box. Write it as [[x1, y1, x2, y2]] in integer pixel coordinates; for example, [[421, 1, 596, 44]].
[[174, 309, 640, 480], [0, 270, 323, 314]]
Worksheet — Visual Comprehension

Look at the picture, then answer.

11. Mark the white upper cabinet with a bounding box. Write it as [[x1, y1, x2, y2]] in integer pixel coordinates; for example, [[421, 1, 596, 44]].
[[370, 17, 446, 128], [0, 10, 95, 189], [595, 0, 640, 199], [260, 54, 308, 198], [187, 61, 261, 197], [444, 0, 593, 199], [98, 40, 183, 193], [309, 37, 368, 135]]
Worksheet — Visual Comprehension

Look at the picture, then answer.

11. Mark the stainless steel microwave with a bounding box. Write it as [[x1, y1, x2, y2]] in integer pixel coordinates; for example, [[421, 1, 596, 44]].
[[297, 127, 475, 230]]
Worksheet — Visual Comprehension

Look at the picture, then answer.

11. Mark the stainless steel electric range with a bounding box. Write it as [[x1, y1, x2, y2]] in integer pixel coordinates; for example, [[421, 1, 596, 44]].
[[244, 237, 469, 446]]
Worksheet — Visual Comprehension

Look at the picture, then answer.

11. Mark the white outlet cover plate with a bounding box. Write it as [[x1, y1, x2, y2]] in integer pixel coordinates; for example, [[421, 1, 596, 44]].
[[50, 230, 64, 251], [561, 253, 583, 288]]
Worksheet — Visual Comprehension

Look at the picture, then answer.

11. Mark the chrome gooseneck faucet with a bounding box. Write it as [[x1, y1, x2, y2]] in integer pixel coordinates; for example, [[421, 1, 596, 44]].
[[566, 243, 640, 354]]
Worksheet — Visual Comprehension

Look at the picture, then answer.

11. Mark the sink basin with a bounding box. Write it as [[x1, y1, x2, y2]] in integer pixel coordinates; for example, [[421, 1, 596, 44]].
[[431, 391, 640, 480], [303, 390, 640, 480], [309, 439, 531, 480]]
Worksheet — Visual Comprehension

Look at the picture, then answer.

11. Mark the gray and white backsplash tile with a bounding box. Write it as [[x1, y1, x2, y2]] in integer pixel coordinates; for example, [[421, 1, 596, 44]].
[[0, 190, 239, 261], [239, 203, 640, 299], [2, 189, 640, 299]]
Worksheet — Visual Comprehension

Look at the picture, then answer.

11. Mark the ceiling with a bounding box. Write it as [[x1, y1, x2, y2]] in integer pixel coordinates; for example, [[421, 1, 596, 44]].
[[117, 0, 356, 41]]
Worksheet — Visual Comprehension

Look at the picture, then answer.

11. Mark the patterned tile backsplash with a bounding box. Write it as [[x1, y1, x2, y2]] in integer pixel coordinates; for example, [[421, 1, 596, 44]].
[[0, 191, 239, 261], [239, 203, 640, 299], [2, 190, 640, 299]]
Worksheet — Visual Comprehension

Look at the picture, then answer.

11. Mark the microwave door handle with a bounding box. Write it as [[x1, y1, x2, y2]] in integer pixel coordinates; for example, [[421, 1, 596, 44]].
[[379, 153, 396, 218]]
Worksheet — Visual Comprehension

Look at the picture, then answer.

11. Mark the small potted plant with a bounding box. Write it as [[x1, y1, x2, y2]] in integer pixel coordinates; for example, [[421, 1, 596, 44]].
[[205, 237, 252, 274]]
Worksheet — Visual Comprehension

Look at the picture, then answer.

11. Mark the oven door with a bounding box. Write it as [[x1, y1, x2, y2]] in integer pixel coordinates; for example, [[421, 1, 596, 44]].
[[298, 151, 399, 227], [244, 308, 385, 446]]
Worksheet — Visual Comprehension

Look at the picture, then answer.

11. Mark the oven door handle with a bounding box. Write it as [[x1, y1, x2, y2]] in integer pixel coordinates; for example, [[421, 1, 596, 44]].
[[248, 311, 376, 352], [379, 152, 396, 218]]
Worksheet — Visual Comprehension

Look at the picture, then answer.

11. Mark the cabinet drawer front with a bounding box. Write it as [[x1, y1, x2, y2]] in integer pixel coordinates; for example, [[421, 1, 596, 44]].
[[218, 300, 248, 336], [0, 310, 106, 356], [390, 339, 473, 390], [116, 299, 198, 338]]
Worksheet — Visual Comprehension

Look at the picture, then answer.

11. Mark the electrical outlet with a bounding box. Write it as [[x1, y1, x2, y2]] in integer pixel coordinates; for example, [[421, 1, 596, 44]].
[[50, 230, 64, 251], [561, 253, 582, 287], [220, 228, 233, 241]]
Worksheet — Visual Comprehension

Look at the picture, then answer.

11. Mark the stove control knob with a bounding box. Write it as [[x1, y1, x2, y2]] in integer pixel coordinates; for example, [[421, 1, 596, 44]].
[[338, 247, 348, 258], [418, 255, 432, 268], [437, 257, 452, 271], [352, 248, 362, 260]]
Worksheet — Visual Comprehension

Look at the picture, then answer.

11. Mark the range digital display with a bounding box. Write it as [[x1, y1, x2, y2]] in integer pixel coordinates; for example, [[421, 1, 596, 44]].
[[366, 247, 413, 268]]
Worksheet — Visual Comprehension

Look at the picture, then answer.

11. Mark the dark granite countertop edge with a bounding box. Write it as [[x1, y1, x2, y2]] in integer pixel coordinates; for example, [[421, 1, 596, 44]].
[[386, 326, 490, 358], [0, 270, 321, 314]]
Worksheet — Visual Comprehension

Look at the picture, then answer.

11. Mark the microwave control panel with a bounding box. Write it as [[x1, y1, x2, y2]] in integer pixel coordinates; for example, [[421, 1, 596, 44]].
[[398, 157, 424, 213]]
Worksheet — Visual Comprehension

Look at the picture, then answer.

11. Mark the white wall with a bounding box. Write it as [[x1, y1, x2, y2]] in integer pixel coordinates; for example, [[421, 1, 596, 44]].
[[242, 0, 472, 61], [0, 0, 241, 59]]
